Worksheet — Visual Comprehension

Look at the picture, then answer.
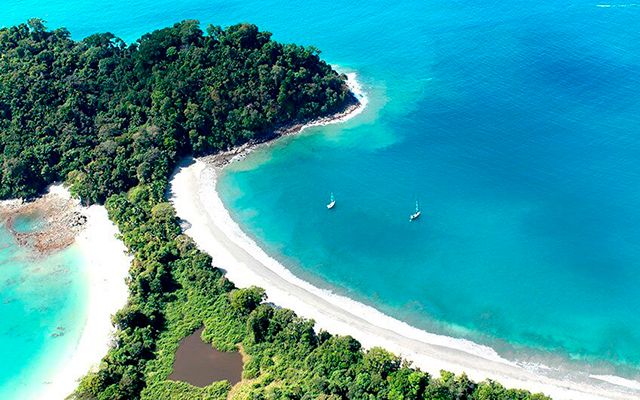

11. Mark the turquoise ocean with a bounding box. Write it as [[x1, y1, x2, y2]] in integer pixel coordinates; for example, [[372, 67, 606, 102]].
[[0, 222, 86, 398], [2, 0, 640, 394]]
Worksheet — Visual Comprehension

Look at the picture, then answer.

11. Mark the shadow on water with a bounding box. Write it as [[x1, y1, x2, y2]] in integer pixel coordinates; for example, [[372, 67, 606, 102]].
[[168, 327, 243, 387]]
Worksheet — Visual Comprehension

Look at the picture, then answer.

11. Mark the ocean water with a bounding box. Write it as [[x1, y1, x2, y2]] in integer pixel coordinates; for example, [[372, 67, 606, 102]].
[[0, 221, 86, 399], [3, 0, 640, 389]]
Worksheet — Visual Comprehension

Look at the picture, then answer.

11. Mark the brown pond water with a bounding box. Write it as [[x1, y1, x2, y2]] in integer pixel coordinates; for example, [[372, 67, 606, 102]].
[[168, 327, 243, 387]]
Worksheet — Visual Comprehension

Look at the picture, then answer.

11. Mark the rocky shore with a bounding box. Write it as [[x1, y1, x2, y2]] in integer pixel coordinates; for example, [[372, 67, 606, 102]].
[[203, 75, 363, 169], [0, 186, 86, 254]]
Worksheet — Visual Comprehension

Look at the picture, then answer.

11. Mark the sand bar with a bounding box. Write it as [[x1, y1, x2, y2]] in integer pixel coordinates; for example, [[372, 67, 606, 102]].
[[43, 199, 131, 400]]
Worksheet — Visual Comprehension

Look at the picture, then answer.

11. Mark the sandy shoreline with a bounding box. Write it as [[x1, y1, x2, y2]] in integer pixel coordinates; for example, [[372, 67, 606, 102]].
[[41, 201, 131, 400], [0, 186, 131, 400], [169, 74, 640, 400]]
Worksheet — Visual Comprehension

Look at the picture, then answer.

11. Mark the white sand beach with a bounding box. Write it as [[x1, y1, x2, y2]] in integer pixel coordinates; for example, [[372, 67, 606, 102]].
[[170, 158, 640, 400], [37, 187, 131, 400], [169, 75, 640, 400]]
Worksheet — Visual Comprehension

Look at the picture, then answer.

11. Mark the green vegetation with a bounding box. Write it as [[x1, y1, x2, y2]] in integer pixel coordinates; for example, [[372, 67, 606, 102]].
[[0, 20, 551, 400], [0, 18, 352, 202], [72, 183, 551, 400]]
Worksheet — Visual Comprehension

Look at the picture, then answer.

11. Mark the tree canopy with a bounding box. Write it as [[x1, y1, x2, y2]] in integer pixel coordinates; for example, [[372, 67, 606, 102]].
[[0, 19, 352, 202]]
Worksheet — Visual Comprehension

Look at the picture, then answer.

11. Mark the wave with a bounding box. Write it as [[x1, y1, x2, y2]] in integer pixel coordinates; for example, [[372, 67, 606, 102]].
[[596, 3, 640, 8]]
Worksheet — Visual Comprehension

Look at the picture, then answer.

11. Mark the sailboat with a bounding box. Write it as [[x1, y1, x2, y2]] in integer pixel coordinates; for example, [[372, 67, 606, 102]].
[[326, 192, 336, 209], [409, 200, 421, 221]]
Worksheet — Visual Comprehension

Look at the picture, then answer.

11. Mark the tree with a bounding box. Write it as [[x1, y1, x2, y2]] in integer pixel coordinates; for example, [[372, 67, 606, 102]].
[[230, 286, 266, 315]]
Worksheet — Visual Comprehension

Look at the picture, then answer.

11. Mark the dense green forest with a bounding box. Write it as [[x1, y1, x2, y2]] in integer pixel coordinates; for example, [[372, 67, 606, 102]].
[[0, 19, 352, 202], [0, 20, 550, 399]]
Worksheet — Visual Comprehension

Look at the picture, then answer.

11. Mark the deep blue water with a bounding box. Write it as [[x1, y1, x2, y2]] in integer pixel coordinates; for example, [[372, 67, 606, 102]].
[[2, 0, 640, 388]]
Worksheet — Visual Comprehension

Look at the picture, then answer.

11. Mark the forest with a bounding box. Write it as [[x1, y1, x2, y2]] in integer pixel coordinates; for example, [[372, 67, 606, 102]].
[[0, 20, 550, 399], [0, 18, 352, 202]]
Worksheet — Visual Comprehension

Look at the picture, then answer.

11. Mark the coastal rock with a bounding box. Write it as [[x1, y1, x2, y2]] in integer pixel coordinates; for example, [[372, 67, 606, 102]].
[[0, 186, 87, 254]]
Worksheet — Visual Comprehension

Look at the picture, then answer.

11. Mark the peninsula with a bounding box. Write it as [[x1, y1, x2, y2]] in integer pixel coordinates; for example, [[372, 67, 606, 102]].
[[0, 19, 554, 399]]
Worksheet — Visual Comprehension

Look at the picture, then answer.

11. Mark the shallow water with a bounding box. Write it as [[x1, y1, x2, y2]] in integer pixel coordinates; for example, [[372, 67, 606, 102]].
[[0, 221, 86, 399], [2, 0, 640, 390], [11, 213, 45, 234]]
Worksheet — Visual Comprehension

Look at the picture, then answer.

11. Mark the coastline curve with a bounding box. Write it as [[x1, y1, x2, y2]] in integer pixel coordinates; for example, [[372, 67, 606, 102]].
[[169, 74, 640, 400]]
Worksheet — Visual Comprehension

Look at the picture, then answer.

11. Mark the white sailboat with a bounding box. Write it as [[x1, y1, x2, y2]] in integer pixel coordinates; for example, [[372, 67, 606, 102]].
[[409, 200, 421, 221], [326, 192, 336, 209]]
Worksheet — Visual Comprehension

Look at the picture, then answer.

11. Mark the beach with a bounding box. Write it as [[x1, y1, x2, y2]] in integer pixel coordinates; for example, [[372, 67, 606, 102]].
[[169, 76, 640, 400], [171, 158, 640, 400], [43, 202, 131, 399], [0, 186, 131, 400]]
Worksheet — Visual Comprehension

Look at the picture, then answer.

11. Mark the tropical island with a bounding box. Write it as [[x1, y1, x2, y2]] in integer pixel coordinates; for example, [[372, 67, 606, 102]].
[[0, 19, 555, 399]]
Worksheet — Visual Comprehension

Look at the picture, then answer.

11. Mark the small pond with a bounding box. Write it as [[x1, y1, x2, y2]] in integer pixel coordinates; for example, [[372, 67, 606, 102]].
[[169, 327, 243, 387]]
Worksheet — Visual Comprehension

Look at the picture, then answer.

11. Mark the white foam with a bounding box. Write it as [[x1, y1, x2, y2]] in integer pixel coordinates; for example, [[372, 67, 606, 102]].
[[590, 375, 640, 391], [596, 3, 640, 7], [297, 71, 369, 134]]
